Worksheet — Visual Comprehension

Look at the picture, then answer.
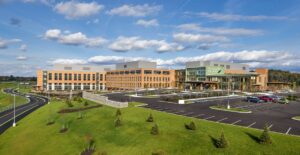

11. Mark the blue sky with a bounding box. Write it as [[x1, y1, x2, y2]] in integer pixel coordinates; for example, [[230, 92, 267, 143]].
[[0, 0, 300, 76]]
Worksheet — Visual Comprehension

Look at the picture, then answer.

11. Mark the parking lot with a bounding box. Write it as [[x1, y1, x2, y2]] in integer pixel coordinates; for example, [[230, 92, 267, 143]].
[[106, 92, 300, 136]]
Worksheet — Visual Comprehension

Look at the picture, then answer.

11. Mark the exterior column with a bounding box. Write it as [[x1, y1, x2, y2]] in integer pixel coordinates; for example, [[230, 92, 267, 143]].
[[81, 84, 84, 90], [71, 83, 74, 90], [62, 83, 65, 90], [52, 83, 55, 91], [90, 83, 93, 90]]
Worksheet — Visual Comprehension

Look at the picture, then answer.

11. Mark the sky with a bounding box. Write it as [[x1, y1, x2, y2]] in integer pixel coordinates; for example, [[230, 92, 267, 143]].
[[0, 0, 300, 76]]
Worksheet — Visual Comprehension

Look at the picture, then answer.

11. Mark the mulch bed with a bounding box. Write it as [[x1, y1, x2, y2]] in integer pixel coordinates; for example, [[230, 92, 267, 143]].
[[59, 128, 68, 133], [81, 149, 95, 155], [46, 121, 55, 126], [58, 105, 102, 114]]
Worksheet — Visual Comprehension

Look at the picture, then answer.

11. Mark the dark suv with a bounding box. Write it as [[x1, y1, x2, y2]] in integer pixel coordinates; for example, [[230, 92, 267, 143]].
[[246, 96, 262, 103]]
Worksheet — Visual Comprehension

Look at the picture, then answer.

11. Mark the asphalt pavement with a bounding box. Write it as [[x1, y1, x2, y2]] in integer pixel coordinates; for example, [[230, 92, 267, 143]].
[[106, 92, 300, 136], [0, 89, 49, 134]]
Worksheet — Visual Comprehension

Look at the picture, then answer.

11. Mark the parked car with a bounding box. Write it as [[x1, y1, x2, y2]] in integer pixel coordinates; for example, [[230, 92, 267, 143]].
[[246, 96, 262, 103], [278, 98, 289, 104], [269, 95, 281, 102], [258, 96, 275, 102]]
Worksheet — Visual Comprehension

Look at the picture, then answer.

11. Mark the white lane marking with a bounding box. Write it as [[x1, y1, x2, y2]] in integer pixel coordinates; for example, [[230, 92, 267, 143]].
[[231, 120, 241, 125], [217, 117, 228, 122], [268, 124, 273, 129], [247, 122, 256, 128], [195, 114, 205, 117], [286, 127, 292, 134], [204, 116, 215, 120]]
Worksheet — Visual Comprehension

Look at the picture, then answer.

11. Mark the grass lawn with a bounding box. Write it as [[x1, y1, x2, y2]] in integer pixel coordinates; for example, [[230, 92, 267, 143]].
[[0, 100, 300, 155], [293, 116, 300, 121], [0, 82, 30, 109], [210, 105, 251, 113]]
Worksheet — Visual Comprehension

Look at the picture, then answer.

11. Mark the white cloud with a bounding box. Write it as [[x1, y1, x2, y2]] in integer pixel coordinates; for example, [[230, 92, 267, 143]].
[[50, 58, 87, 65], [54, 1, 104, 19], [16, 55, 28, 61], [173, 33, 229, 43], [107, 4, 162, 17], [19, 44, 27, 51], [44, 29, 61, 40], [177, 23, 263, 36], [136, 19, 159, 27], [86, 50, 299, 69], [0, 38, 22, 49], [191, 12, 289, 21], [43, 29, 107, 48], [108, 36, 184, 53]]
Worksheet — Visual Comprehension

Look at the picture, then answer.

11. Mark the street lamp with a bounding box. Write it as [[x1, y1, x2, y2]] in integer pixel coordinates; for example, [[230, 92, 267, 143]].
[[13, 92, 16, 127]]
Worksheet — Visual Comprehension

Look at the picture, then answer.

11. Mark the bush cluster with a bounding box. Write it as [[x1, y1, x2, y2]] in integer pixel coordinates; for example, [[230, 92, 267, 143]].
[[146, 113, 154, 122], [216, 132, 228, 148], [184, 121, 196, 130], [260, 125, 272, 144], [65, 99, 73, 107], [151, 124, 159, 135]]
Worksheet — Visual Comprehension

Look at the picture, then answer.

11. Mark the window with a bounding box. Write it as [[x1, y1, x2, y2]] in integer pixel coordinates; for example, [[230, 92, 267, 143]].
[[64, 67, 72, 70], [59, 73, 62, 80], [130, 70, 135, 74], [88, 74, 90, 80], [64, 73, 68, 80], [48, 73, 52, 80], [78, 74, 81, 80], [100, 74, 103, 81], [163, 71, 170, 75], [154, 70, 161, 74], [69, 73, 72, 80], [136, 70, 141, 74], [214, 64, 218, 66], [124, 65, 127, 68], [54, 73, 58, 80], [92, 74, 95, 80], [83, 67, 90, 71], [220, 65, 225, 68], [226, 65, 230, 69], [144, 70, 152, 74], [243, 66, 246, 70], [74, 74, 77, 80], [84, 74, 87, 81]]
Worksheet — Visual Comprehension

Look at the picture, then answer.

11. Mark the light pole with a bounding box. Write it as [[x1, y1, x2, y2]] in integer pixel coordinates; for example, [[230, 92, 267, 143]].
[[13, 93, 16, 127]]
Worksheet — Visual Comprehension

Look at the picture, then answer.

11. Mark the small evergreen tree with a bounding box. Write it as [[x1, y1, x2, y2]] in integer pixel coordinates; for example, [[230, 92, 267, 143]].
[[185, 121, 196, 130], [115, 117, 122, 127], [216, 132, 228, 148], [84, 101, 89, 106], [151, 124, 159, 135], [260, 124, 272, 144], [146, 113, 154, 122], [116, 109, 122, 116]]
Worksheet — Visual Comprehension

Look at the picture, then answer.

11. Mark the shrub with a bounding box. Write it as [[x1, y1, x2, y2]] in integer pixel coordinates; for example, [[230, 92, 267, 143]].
[[81, 135, 95, 155], [60, 123, 68, 133], [46, 118, 55, 126], [152, 151, 165, 155], [84, 101, 89, 106], [115, 117, 122, 127], [184, 121, 196, 130], [65, 99, 73, 107], [151, 124, 159, 135], [116, 109, 122, 116], [78, 112, 83, 119], [216, 132, 228, 148], [260, 124, 272, 144], [146, 113, 154, 122]]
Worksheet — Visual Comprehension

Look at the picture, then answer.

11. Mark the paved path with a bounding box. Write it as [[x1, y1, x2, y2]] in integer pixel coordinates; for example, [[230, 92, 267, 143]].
[[0, 89, 48, 134], [106, 92, 300, 136]]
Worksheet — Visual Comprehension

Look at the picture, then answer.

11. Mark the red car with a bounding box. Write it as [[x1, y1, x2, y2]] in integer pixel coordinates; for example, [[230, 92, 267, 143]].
[[258, 96, 275, 102]]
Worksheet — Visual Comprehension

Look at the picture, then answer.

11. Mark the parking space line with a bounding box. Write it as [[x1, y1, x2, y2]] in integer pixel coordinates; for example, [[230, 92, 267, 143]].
[[217, 117, 228, 122], [195, 114, 205, 117], [204, 116, 215, 120], [231, 120, 241, 125], [247, 122, 256, 128], [268, 124, 273, 129], [286, 127, 292, 134]]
